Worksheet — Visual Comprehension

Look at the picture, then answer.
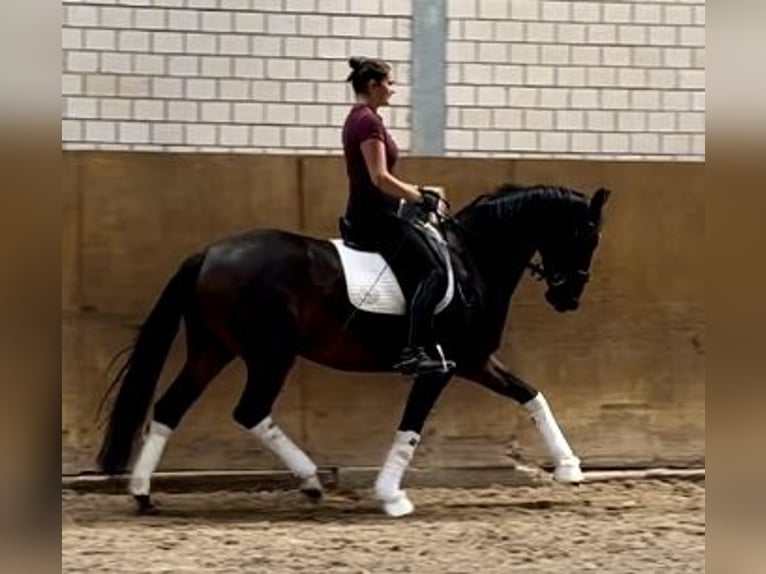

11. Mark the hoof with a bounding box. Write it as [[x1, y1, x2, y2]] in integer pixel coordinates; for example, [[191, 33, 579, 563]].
[[299, 475, 324, 503], [134, 494, 158, 515], [554, 458, 584, 484], [381, 492, 414, 518]]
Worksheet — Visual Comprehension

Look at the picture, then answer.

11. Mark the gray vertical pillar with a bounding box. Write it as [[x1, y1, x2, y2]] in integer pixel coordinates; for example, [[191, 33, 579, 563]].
[[411, 0, 446, 156]]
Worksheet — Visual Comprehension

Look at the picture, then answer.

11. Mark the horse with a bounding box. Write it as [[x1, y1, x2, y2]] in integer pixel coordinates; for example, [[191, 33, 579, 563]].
[[97, 183, 611, 517]]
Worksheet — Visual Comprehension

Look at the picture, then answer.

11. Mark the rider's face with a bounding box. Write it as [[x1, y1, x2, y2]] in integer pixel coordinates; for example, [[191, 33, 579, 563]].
[[370, 75, 395, 107]]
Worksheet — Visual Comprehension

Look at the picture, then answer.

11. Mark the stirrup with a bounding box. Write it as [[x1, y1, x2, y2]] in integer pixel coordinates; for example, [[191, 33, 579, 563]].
[[434, 344, 456, 373], [393, 345, 455, 376]]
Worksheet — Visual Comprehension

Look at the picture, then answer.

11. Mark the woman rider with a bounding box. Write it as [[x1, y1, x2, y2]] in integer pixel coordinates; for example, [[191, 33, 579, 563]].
[[339, 56, 454, 376]]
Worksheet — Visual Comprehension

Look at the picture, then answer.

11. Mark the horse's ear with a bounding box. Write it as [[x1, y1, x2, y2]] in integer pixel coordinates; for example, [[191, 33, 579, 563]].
[[589, 188, 611, 223]]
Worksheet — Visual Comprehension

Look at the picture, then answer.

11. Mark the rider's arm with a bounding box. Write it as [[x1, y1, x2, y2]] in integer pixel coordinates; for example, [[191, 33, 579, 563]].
[[360, 138, 423, 204]]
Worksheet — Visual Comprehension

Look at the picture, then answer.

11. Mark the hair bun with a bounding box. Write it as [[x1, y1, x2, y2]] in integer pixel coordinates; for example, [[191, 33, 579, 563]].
[[348, 56, 365, 71]]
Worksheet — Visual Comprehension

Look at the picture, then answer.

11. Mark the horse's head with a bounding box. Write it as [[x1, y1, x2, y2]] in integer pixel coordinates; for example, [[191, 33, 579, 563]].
[[536, 188, 611, 312]]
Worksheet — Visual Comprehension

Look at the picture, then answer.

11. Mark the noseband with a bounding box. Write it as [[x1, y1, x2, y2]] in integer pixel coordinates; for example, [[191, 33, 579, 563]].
[[527, 258, 590, 287]]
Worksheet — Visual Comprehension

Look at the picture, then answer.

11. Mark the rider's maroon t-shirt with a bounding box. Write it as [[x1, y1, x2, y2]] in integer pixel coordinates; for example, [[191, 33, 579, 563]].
[[342, 104, 400, 223]]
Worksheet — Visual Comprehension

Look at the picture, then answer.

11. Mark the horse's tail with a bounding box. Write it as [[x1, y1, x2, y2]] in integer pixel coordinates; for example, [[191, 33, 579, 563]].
[[96, 252, 205, 475]]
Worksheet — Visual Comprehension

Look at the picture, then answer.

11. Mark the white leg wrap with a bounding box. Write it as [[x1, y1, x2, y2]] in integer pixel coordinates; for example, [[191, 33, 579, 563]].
[[129, 421, 172, 496], [250, 416, 317, 480], [524, 393, 583, 483], [375, 430, 419, 517]]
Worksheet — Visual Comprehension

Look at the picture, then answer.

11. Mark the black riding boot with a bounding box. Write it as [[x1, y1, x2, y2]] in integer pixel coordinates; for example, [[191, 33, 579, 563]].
[[393, 271, 455, 375]]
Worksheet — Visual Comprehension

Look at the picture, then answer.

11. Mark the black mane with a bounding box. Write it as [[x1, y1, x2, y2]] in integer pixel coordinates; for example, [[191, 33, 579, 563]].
[[458, 183, 587, 217], [455, 184, 589, 237]]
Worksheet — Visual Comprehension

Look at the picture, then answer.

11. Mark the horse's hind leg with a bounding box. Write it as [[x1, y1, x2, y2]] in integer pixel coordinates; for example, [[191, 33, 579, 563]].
[[232, 324, 323, 501], [129, 326, 231, 512]]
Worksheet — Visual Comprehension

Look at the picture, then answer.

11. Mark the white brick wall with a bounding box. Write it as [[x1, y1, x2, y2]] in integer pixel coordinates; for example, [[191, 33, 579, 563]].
[[62, 1, 413, 152], [62, 0, 704, 160], [446, 0, 705, 160]]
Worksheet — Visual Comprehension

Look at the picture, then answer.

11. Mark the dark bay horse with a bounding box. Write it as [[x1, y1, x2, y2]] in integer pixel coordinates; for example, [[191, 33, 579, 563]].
[[98, 184, 611, 517]]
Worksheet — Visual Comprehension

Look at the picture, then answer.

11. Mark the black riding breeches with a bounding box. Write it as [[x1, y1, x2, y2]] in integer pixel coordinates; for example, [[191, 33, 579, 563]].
[[344, 212, 447, 348], [406, 266, 446, 348]]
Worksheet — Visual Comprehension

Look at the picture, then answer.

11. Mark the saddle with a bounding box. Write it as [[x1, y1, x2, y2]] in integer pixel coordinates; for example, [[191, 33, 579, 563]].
[[333, 212, 476, 317]]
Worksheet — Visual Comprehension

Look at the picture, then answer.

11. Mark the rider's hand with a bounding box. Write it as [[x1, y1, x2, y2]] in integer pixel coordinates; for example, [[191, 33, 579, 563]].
[[419, 186, 449, 216], [426, 186, 446, 202], [426, 186, 446, 199], [437, 194, 449, 217], [430, 187, 450, 216]]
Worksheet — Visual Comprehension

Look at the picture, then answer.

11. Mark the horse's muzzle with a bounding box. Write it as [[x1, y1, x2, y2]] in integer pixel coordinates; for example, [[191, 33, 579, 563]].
[[544, 270, 588, 312], [545, 289, 580, 312]]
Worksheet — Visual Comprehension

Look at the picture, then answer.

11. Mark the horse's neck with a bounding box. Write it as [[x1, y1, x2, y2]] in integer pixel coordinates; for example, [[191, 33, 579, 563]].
[[481, 246, 534, 316], [453, 210, 537, 314]]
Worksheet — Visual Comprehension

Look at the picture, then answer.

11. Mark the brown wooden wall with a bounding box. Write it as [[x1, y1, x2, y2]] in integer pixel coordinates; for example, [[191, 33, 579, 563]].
[[62, 152, 704, 474]]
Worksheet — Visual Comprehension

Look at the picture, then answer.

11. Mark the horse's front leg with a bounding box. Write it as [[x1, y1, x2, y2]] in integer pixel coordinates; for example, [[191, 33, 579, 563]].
[[375, 371, 451, 517], [459, 355, 583, 483]]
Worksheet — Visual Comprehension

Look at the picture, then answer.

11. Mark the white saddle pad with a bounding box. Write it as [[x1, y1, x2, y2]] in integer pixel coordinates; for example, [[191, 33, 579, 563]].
[[330, 224, 454, 316]]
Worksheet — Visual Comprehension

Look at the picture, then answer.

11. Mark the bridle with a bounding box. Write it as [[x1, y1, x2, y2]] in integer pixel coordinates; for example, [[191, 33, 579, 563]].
[[531, 220, 599, 288], [527, 257, 591, 287], [435, 203, 595, 288]]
